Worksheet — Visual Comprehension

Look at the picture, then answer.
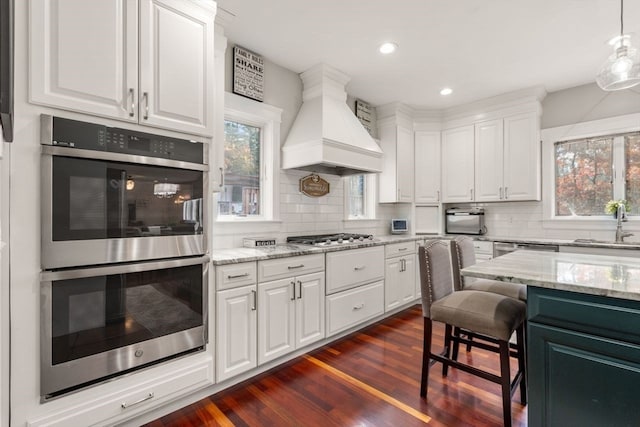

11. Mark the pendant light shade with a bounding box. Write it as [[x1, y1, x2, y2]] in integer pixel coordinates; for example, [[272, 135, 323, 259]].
[[596, 0, 640, 91]]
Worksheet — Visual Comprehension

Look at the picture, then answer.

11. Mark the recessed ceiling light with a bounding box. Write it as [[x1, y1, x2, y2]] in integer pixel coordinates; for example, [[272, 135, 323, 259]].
[[379, 42, 398, 54], [440, 87, 453, 96]]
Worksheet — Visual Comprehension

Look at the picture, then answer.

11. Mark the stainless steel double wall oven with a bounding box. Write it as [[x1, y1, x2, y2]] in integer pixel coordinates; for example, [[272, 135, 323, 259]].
[[40, 115, 209, 398]]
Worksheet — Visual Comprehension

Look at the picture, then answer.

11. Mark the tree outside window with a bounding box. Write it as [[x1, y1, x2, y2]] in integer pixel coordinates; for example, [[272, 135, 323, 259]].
[[554, 131, 640, 217], [219, 120, 261, 216]]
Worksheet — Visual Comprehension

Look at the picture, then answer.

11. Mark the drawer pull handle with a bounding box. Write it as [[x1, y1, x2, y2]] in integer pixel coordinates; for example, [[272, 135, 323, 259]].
[[122, 392, 154, 409], [354, 266, 366, 271], [142, 92, 149, 120], [353, 303, 365, 310], [288, 264, 304, 270], [398, 248, 408, 251], [227, 273, 250, 279], [251, 290, 257, 310]]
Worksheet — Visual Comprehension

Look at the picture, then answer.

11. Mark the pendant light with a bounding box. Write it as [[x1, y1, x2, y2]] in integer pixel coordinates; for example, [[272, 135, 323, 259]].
[[596, 0, 640, 91]]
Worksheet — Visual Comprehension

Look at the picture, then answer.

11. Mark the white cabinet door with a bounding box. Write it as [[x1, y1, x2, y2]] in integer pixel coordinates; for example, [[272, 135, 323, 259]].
[[384, 257, 402, 311], [503, 112, 541, 201], [258, 278, 296, 364], [216, 285, 257, 382], [397, 126, 414, 202], [139, 0, 214, 136], [474, 119, 504, 202], [378, 124, 414, 203], [30, 0, 138, 121], [385, 256, 416, 312], [414, 131, 441, 204], [441, 125, 475, 202], [295, 272, 325, 348], [400, 256, 416, 304]]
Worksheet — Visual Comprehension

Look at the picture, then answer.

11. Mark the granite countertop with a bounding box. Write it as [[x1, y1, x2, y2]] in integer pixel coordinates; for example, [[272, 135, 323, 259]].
[[210, 234, 429, 265], [461, 250, 640, 301], [210, 234, 640, 266]]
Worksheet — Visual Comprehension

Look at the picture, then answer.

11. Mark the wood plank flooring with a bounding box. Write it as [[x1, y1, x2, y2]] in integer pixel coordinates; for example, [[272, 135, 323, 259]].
[[144, 305, 527, 426]]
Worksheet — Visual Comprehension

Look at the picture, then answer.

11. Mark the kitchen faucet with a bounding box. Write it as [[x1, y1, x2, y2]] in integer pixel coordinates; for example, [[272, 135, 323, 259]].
[[615, 204, 633, 243]]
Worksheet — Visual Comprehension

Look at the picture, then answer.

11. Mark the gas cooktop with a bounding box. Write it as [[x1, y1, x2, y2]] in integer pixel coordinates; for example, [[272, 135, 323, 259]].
[[287, 233, 375, 246]]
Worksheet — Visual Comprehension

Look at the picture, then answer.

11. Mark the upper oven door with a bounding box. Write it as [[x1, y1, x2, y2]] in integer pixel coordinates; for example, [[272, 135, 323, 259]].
[[42, 146, 207, 269]]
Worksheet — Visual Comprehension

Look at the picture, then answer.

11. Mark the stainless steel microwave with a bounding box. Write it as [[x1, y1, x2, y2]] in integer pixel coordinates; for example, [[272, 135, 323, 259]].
[[445, 208, 486, 235]]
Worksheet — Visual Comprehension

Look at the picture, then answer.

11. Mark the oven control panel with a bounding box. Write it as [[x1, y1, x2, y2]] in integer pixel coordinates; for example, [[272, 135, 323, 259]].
[[44, 115, 204, 164]]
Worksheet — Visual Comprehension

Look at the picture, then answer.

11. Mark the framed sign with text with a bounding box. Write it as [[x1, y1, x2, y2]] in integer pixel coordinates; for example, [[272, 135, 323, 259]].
[[233, 46, 264, 102], [355, 99, 374, 136]]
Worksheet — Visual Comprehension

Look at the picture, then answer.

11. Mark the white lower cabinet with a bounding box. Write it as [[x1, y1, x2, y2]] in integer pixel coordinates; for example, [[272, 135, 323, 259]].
[[258, 271, 325, 365], [326, 281, 385, 336], [384, 242, 416, 312], [473, 240, 494, 262], [216, 284, 257, 382]]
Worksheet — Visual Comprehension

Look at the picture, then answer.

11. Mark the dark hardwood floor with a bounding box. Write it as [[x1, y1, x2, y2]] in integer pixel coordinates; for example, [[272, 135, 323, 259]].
[[144, 305, 527, 426]]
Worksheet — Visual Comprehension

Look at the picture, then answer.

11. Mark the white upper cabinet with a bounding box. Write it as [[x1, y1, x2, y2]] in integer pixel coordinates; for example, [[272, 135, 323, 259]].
[[474, 119, 504, 201], [378, 123, 414, 203], [503, 112, 541, 201], [441, 125, 475, 203], [30, 0, 214, 137], [414, 131, 441, 204], [30, 0, 138, 121]]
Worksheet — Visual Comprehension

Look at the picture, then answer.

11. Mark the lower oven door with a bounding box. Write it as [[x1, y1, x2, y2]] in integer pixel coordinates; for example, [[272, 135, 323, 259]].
[[40, 255, 209, 398]]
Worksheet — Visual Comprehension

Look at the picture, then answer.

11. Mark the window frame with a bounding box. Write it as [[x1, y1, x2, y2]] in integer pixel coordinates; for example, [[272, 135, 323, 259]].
[[542, 113, 640, 228], [217, 92, 282, 222], [344, 173, 377, 220]]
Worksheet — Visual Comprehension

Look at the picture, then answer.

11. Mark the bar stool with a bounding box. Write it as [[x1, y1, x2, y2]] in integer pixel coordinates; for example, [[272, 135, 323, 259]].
[[418, 240, 527, 427]]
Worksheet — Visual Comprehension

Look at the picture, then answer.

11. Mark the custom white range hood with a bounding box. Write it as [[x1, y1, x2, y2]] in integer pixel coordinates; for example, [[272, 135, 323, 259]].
[[281, 64, 383, 176]]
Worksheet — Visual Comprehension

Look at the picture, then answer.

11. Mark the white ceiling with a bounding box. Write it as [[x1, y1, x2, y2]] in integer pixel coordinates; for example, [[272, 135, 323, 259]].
[[217, 0, 640, 109]]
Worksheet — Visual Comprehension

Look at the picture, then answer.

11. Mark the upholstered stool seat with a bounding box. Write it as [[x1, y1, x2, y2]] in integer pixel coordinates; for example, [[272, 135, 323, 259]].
[[431, 290, 526, 341]]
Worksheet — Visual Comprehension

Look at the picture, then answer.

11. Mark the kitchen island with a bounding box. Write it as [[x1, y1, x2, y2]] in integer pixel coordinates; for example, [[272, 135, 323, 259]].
[[461, 250, 640, 427]]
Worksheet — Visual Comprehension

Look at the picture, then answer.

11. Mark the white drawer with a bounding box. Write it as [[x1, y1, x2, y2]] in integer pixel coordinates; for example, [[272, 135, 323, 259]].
[[216, 262, 257, 290], [326, 246, 385, 294], [385, 241, 416, 258], [473, 240, 493, 255], [258, 254, 325, 282], [326, 280, 384, 336], [27, 358, 213, 427]]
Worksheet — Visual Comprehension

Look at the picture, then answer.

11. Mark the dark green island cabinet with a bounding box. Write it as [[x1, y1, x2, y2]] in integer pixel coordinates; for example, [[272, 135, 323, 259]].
[[528, 287, 640, 427]]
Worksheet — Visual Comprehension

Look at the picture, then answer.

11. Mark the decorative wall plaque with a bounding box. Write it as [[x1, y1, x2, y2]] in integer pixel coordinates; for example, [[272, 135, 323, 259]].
[[299, 174, 330, 197], [233, 45, 264, 102], [355, 99, 375, 136]]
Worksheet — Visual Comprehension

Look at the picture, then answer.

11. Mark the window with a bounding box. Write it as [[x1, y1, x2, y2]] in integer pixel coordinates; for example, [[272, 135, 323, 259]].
[[345, 174, 376, 219], [554, 131, 640, 217], [218, 93, 282, 221], [220, 120, 261, 216]]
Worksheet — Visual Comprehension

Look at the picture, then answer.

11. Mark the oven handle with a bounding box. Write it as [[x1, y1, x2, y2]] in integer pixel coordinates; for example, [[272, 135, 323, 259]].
[[40, 255, 210, 281], [41, 145, 208, 172]]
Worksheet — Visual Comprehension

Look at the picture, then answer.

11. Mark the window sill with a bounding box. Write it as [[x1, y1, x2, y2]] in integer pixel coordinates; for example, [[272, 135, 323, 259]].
[[215, 218, 282, 224]]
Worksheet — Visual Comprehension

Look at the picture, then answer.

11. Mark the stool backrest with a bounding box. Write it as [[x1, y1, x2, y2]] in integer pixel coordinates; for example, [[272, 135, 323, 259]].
[[418, 240, 455, 318], [451, 236, 477, 290]]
